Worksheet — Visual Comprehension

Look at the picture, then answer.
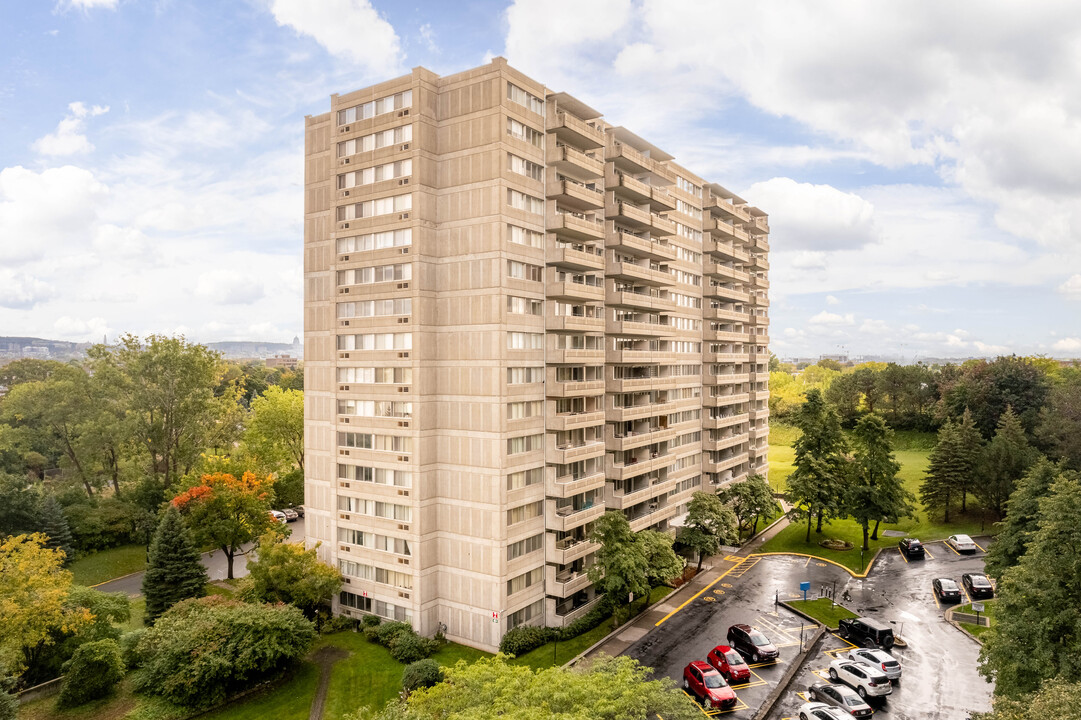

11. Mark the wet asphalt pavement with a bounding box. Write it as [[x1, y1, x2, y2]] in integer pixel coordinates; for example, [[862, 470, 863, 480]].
[[621, 540, 994, 720]]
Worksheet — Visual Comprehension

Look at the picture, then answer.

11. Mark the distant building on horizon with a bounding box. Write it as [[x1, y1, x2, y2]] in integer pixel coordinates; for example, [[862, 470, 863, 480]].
[[266, 354, 299, 370]]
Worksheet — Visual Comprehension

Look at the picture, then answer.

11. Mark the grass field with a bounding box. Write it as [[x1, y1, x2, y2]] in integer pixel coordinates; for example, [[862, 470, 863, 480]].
[[763, 423, 997, 573], [787, 598, 858, 629], [956, 600, 995, 640], [69, 545, 147, 587]]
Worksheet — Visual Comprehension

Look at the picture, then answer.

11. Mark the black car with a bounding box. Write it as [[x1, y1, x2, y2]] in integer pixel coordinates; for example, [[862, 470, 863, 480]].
[[962, 573, 994, 599], [726, 624, 779, 663], [932, 577, 962, 603], [898, 538, 925, 558], [836, 617, 894, 649]]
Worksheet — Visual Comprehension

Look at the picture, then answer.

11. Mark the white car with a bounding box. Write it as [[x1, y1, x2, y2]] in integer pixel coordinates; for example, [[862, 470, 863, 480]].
[[828, 659, 892, 698], [947, 534, 978, 553], [270, 510, 288, 523], [844, 648, 901, 681], [798, 701, 851, 720]]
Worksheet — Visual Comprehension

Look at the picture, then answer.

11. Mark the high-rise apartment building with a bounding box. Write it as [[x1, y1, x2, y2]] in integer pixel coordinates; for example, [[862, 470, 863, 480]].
[[304, 58, 770, 652]]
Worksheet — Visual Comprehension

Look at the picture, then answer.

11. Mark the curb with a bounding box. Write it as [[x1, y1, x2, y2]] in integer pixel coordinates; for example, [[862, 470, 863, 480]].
[[779, 600, 852, 630], [88, 568, 145, 589], [751, 625, 826, 720], [750, 548, 885, 578], [944, 607, 986, 645]]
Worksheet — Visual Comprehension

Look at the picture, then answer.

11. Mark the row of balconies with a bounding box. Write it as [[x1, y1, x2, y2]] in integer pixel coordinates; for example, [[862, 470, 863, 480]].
[[703, 191, 752, 224], [546, 236, 605, 271], [705, 216, 752, 243], [607, 141, 676, 183], [547, 142, 605, 180], [548, 110, 606, 150], [604, 165, 675, 212], [605, 285, 678, 312], [605, 222, 677, 261], [706, 262, 752, 284]]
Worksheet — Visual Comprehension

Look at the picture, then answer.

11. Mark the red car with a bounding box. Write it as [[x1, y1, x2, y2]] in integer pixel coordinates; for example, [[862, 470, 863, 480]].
[[708, 644, 751, 683], [683, 661, 737, 709]]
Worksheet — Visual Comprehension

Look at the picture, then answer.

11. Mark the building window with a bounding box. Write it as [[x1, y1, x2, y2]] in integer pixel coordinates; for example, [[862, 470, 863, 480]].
[[507, 567, 543, 595], [338, 159, 412, 189], [507, 366, 543, 384], [507, 467, 543, 490], [336, 367, 412, 384], [507, 118, 543, 148], [507, 296, 543, 316], [336, 400, 412, 418], [336, 298, 412, 318], [337, 124, 412, 157], [508, 153, 543, 181], [507, 260, 543, 282], [506, 599, 544, 630], [507, 434, 543, 455], [507, 332, 544, 350], [336, 193, 412, 222], [507, 83, 544, 114], [336, 496, 412, 521], [507, 534, 544, 561], [338, 528, 412, 556], [338, 463, 412, 487], [507, 189, 543, 214], [507, 501, 543, 525], [337, 432, 412, 453], [676, 175, 702, 198], [336, 332, 411, 350], [337, 263, 411, 286], [339, 560, 414, 590], [507, 224, 544, 248], [337, 90, 412, 125], [337, 229, 411, 254], [506, 400, 542, 420]]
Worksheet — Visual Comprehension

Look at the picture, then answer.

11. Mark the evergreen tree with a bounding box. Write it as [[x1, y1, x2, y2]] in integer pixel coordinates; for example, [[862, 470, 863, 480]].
[[38, 494, 75, 564], [919, 413, 982, 522], [846, 414, 914, 549], [979, 406, 1039, 517], [142, 505, 207, 624], [983, 459, 1075, 580], [787, 389, 849, 542], [954, 409, 984, 512]]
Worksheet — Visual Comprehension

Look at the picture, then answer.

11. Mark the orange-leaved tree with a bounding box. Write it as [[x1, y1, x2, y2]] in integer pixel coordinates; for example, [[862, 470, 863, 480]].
[[172, 472, 278, 579]]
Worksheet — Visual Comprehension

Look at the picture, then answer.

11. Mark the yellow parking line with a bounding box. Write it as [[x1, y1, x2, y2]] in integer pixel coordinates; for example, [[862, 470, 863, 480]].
[[974, 542, 986, 552], [656, 559, 745, 626], [932, 592, 941, 610], [944, 542, 960, 556], [804, 556, 813, 567], [897, 547, 909, 564], [924, 548, 935, 560]]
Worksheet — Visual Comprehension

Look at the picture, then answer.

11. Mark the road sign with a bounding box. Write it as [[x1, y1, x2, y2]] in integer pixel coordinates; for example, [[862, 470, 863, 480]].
[[972, 602, 985, 613]]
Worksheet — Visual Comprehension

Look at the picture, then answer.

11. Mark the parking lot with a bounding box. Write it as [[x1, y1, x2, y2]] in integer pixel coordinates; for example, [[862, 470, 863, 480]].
[[618, 539, 994, 720]]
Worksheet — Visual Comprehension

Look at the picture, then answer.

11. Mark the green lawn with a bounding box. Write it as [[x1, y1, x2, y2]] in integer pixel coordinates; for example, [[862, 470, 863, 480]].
[[69, 545, 147, 587], [787, 598, 858, 628], [119, 596, 146, 633], [956, 600, 995, 640], [763, 424, 997, 572]]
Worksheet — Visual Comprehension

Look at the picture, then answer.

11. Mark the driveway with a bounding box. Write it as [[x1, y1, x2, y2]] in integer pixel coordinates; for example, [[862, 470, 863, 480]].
[[93, 517, 306, 595]]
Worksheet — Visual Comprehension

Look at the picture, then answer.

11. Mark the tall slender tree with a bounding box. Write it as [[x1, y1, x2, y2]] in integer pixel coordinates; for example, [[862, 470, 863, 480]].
[[979, 406, 1039, 518], [846, 414, 914, 549], [786, 389, 849, 542], [677, 491, 738, 571], [142, 505, 208, 624], [38, 495, 75, 564], [919, 412, 982, 522]]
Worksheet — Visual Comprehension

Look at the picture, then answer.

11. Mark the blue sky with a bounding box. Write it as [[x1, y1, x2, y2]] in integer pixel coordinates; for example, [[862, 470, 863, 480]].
[[1, 0, 1079, 359]]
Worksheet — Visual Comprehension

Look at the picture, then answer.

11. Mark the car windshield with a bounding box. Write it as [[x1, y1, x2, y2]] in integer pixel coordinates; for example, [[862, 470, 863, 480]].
[[955, 535, 972, 543], [749, 631, 770, 645], [940, 580, 958, 590], [725, 651, 743, 665], [703, 673, 726, 689], [844, 696, 863, 706], [971, 576, 990, 586]]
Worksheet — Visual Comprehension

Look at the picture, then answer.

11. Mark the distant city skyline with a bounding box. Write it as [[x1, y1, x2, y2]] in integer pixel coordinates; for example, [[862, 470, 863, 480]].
[[2, 1, 1079, 357]]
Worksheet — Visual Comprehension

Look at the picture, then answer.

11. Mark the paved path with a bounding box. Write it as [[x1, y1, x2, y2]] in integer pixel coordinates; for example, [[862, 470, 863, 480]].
[[308, 645, 349, 720], [93, 518, 307, 595]]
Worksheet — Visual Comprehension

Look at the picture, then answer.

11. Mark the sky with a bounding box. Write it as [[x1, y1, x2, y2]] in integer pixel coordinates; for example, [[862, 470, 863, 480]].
[[1, 0, 1080, 360]]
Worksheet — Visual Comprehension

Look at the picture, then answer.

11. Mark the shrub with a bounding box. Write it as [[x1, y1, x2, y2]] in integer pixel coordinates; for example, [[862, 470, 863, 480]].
[[498, 625, 558, 656], [119, 629, 147, 670], [0, 688, 16, 720], [389, 631, 438, 664], [63, 497, 140, 552], [320, 614, 356, 634], [134, 596, 316, 708], [58, 639, 124, 708], [401, 658, 443, 693], [369, 620, 413, 648], [558, 602, 610, 641], [361, 613, 382, 628]]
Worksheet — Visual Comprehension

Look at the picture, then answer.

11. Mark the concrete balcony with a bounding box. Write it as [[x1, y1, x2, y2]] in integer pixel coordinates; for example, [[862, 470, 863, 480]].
[[546, 312, 605, 333], [707, 454, 748, 473], [546, 174, 605, 211], [706, 352, 753, 364], [547, 211, 605, 241], [753, 235, 770, 252], [549, 111, 605, 148], [704, 412, 751, 430], [547, 501, 605, 533], [705, 193, 752, 223], [547, 565, 593, 598], [606, 454, 667, 483], [651, 214, 677, 237], [705, 285, 751, 303], [708, 372, 750, 385], [604, 374, 659, 393], [607, 141, 652, 175], [705, 216, 752, 243], [606, 477, 672, 510], [545, 346, 604, 365], [650, 186, 676, 211], [546, 276, 605, 303], [551, 593, 604, 625], [604, 424, 678, 451], [706, 263, 751, 284], [605, 222, 677, 261], [547, 143, 604, 180], [709, 239, 751, 263], [605, 348, 680, 364], [546, 436, 605, 465], [627, 500, 677, 532], [705, 433, 746, 452], [705, 330, 747, 343], [544, 374, 605, 399], [605, 165, 653, 203], [546, 238, 605, 271], [605, 259, 669, 286], [705, 393, 751, 407], [754, 390, 771, 402], [546, 409, 605, 432], [606, 318, 669, 337], [546, 470, 606, 499], [546, 535, 598, 567], [605, 287, 663, 311], [606, 197, 653, 230], [705, 306, 752, 323]]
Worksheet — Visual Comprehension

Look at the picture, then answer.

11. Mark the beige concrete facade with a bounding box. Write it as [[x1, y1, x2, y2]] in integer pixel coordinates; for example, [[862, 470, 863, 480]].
[[304, 58, 770, 652]]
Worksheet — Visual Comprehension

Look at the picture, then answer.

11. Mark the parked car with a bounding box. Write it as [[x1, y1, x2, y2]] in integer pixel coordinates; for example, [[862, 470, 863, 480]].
[[293, 505, 305, 518], [932, 577, 962, 603], [844, 648, 902, 681], [898, 538, 925, 558], [799, 701, 851, 720], [727, 624, 779, 663], [962, 572, 994, 599], [828, 659, 893, 699], [807, 682, 873, 718], [836, 617, 895, 649], [682, 661, 737, 709], [947, 534, 978, 553], [270, 510, 287, 523], [707, 644, 751, 682], [280, 507, 299, 522]]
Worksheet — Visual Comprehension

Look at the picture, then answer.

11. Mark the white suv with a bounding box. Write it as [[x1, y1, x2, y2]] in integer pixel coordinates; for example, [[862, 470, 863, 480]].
[[828, 659, 892, 699], [844, 648, 901, 681]]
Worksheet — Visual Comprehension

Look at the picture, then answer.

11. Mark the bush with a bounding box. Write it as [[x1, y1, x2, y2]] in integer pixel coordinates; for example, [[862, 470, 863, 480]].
[[558, 600, 611, 641], [361, 613, 382, 628], [368, 620, 413, 648], [57, 639, 124, 708], [389, 631, 438, 664], [498, 625, 558, 656], [134, 596, 316, 708], [63, 497, 140, 552], [0, 688, 16, 720], [319, 614, 356, 634], [401, 658, 443, 693], [119, 629, 147, 670]]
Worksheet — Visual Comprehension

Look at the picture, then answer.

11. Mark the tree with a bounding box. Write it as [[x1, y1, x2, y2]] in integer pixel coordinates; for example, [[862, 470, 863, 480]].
[[134, 596, 315, 708], [57, 638, 124, 708], [38, 495, 75, 564], [919, 412, 982, 522], [979, 407, 1039, 518], [938, 356, 1050, 437], [677, 491, 738, 571], [142, 505, 207, 624], [0, 534, 90, 677], [0, 473, 41, 537], [786, 389, 849, 542], [973, 677, 1081, 720], [637, 530, 684, 587], [0, 687, 15, 720], [719, 475, 779, 536], [979, 475, 1081, 697], [352, 654, 701, 720], [846, 414, 914, 549], [825, 372, 863, 425], [172, 471, 277, 579], [0, 359, 70, 390], [242, 534, 341, 617], [1035, 368, 1081, 469], [401, 659, 443, 694], [588, 512, 650, 615], [984, 459, 1076, 580], [245, 386, 305, 473], [853, 366, 882, 414]]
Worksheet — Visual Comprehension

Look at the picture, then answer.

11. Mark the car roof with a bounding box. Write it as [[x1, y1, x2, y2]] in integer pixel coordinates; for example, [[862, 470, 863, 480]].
[[856, 648, 893, 661], [936, 577, 957, 584], [712, 644, 738, 655], [953, 534, 973, 541], [688, 660, 713, 672], [730, 623, 753, 632]]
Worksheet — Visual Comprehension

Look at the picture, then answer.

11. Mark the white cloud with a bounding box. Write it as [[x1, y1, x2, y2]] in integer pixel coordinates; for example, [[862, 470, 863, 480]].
[[32, 101, 109, 156], [53, 316, 111, 340], [1053, 337, 1081, 353], [0, 270, 51, 309], [1059, 274, 1081, 299], [195, 270, 266, 305], [743, 178, 877, 251], [0, 165, 108, 264], [269, 0, 402, 76], [56, 0, 118, 10], [419, 23, 437, 53], [825, 295, 840, 306], [808, 311, 855, 326]]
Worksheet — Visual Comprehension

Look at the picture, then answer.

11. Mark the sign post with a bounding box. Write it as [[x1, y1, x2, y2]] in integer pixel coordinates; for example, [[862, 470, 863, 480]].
[[972, 602, 984, 626], [800, 581, 811, 602]]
